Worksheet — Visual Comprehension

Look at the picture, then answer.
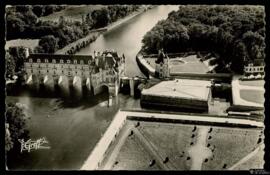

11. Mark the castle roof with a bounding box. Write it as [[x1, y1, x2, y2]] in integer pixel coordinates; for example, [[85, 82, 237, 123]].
[[142, 79, 211, 101], [28, 54, 93, 64]]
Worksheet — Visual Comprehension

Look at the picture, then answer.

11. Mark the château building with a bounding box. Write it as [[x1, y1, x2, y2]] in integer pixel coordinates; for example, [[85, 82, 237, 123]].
[[155, 49, 170, 79], [243, 59, 264, 78], [24, 49, 125, 96]]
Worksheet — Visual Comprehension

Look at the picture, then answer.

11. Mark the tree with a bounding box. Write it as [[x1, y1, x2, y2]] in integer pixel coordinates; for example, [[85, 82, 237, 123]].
[[242, 31, 264, 61], [5, 53, 16, 79], [15, 5, 31, 13], [32, 5, 44, 17], [23, 10, 38, 25], [5, 103, 30, 153], [39, 35, 59, 53], [5, 123, 13, 153], [6, 13, 26, 39], [91, 8, 110, 28], [8, 47, 27, 72], [231, 41, 246, 74]]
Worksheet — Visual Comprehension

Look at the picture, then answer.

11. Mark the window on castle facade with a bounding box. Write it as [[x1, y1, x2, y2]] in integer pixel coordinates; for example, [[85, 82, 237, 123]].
[[52, 59, 56, 63], [60, 59, 64, 64], [37, 59, 41, 63], [67, 60, 71, 64], [74, 60, 77, 64], [45, 59, 49, 63], [80, 60, 84, 64], [29, 59, 33, 63]]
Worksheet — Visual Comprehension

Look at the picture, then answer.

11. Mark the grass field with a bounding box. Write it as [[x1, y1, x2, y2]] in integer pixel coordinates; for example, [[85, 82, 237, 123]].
[[145, 54, 209, 74], [240, 90, 264, 104], [5, 39, 40, 51], [138, 121, 194, 170], [239, 80, 265, 87], [233, 144, 264, 170], [112, 131, 161, 170], [103, 120, 264, 170], [202, 127, 261, 170], [170, 55, 209, 73], [39, 5, 105, 22]]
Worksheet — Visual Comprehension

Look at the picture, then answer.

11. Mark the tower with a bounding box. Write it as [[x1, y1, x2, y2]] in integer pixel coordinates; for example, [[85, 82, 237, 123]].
[[163, 54, 170, 78]]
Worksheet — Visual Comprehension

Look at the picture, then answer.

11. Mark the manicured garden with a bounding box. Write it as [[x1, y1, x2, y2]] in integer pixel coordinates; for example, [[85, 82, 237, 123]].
[[108, 120, 263, 170]]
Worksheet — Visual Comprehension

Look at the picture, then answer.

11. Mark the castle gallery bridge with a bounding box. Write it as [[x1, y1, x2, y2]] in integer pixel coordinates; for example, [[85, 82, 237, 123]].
[[23, 50, 140, 97]]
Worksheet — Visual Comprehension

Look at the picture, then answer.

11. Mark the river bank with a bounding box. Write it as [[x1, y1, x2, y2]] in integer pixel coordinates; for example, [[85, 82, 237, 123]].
[[55, 6, 148, 55], [55, 30, 101, 54], [106, 6, 147, 31]]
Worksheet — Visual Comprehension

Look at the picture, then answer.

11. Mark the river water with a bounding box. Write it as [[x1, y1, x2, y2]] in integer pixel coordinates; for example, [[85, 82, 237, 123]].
[[6, 5, 179, 170], [77, 5, 179, 77]]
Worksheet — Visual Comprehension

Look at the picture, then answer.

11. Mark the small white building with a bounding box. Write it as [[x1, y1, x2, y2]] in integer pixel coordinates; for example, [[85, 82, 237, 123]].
[[244, 59, 265, 77]]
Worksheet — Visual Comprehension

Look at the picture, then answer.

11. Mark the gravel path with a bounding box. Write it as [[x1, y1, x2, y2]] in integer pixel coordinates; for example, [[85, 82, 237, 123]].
[[188, 127, 212, 170]]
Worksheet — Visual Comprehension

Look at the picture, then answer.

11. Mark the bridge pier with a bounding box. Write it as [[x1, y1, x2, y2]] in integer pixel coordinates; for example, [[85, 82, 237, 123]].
[[58, 75, 70, 98], [43, 75, 55, 93], [26, 74, 40, 93], [86, 77, 91, 91], [129, 78, 135, 97], [72, 76, 83, 100], [26, 74, 33, 85]]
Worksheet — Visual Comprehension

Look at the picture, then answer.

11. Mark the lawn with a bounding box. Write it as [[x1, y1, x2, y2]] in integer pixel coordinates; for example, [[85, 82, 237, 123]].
[[201, 126, 262, 170], [138, 121, 194, 170], [112, 129, 161, 170], [39, 5, 105, 22], [169, 55, 209, 73], [144, 54, 209, 74], [240, 90, 264, 104], [98, 119, 264, 170], [233, 144, 264, 170], [5, 39, 40, 51], [239, 80, 265, 87]]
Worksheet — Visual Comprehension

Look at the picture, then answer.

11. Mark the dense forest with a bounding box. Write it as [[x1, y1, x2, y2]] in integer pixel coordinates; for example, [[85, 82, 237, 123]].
[[141, 5, 265, 74], [6, 5, 140, 53]]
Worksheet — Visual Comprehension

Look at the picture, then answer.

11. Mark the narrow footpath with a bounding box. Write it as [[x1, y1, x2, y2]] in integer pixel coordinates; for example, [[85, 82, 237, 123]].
[[188, 127, 212, 170]]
